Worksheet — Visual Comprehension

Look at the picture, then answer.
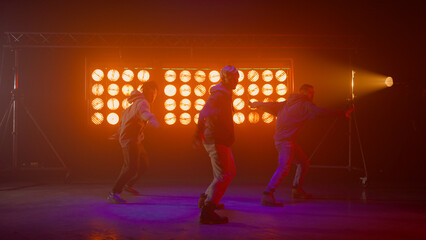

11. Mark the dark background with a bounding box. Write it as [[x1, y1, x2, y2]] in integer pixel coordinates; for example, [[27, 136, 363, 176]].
[[0, 0, 424, 186]]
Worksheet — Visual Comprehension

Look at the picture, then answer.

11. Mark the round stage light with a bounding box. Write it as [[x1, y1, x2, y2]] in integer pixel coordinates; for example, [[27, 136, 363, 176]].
[[138, 70, 150, 82], [262, 84, 273, 96], [164, 85, 177, 97], [180, 70, 191, 82], [164, 99, 176, 111], [233, 112, 245, 124], [209, 70, 220, 83], [122, 70, 134, 82], [91, 112, 104, 125], [180, 113, 191, 125], [233, 98, 245, 110], [165, 70, 177, 82], [92, 84, 104, 96], [262, 70, 273, 82], [277, 97, 286, 102], [107, 113, 119, 125], [122, 84, 134, 96], [92, 69, 104, 81], [238, 70, 244, 82], [180, 99, 191, 111], [194, 99, 205, 111], [249, 112, 260, 123], [233, 84, 244, 96], [263, 97, 273, 102], [249, 98, 258, 109], [107, 69, 120, 81], [180, 84, 191, 97], [195, 70, 206, 83], [165, 113, 177, 125], [276, 84, 287, 96], [248, 84, 259, 96], [275, 70, 287, 82], [194, 113, 199, 124], [248, 70, 259, 82], [107, 98, 120, 110], [108, 84, 120, 96], [194, 85, 206, 97], [91, 98, 104, 110], [262, 112, 274, 123], [385, 77, 393, 87], [122, 98, 131, 109]]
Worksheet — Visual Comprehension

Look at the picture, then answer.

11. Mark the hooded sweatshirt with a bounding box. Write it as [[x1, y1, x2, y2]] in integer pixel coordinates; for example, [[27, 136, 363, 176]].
[[118, 90, 158, 147], [197, 83, 234, 147]]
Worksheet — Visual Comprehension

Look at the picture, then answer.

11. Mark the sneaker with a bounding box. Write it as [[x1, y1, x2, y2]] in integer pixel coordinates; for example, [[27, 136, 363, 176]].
[[107, 192, 126, 204], [199, 202, 228, 224], [198, 193, 225, 210], [124, 185, 141, 196], [292, 187, 313, 199], [261, 191, 284, 207]]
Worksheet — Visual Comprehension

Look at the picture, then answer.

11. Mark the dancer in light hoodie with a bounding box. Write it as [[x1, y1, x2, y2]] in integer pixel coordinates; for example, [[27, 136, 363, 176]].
[[194, 65, 239, 224], [249, 84, 354, 207], [108, 81, 159, 204]]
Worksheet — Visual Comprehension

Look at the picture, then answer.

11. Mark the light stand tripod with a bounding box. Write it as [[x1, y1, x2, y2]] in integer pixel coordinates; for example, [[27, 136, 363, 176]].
[[309, 70, 368, 186], [0, 49, 69, 179]]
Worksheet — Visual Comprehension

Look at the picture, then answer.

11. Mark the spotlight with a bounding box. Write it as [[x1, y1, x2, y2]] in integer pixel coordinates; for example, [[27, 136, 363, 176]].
[[238, 70, 244, 82], [262, 84, 273, 96], [385, 77, 393, 87], [180, 99, 191, 111], [180, 70, 191, 82], [262, 70, 273, 82], [122, 70, 134, 82], [92, 84, 104, 96], [164, 84, 177, 97], [233, 84, 244, 96], [248, 70, 259, 82], [180, 113, 191, 125], [194, 113, 199, 124], [91, 98, 104, 110], [209, 70, 220, 83], [194, 70, 206, 83], [107, 98, 120, 110], [194, 99, 205, 111], [276, 84, 287, 95], [194, 85, 207, 97], [275, 70, 287, 82], [92, 69, 104, 81], [233, 112, 245, 124], [107, 69, 120, 81], [122, 84, 134, 96], [122, 99, 131, 109], [233, 98, 245, 110], [107, 113, 119, 125], [165, 113, 177, 125], [108, 84, 120, 96], [137, 70, 150, 82], [248, 112, 260, 123], [91, 112, 104, 125], [164, 99, 177, 111], [165, 70, 177, 82], [262, 112, 274, 123], [248, 84, 259, 96], [180, 84, 191, 97]]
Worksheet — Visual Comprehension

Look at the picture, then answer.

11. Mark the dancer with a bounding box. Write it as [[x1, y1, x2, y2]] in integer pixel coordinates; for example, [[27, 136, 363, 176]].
[[194, 65, 239, 224], [107, 81, 159, 204], [249, 84, 354, 207]]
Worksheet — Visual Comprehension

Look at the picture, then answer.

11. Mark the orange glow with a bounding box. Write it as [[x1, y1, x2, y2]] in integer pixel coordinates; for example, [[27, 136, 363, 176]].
[[277, 97, 286, 102], [195, 70, 206, 83], [209, 70, 220, 83], [122, 84, 134, 96], [92, 84, 104, 96], [138, 70, 150, 82], [194, 99, 205, 111], [248, 112, 260, 123], [276, 84, 287, 95], [238, 70, 244, 82], [385, 77, 393, 87], [122, 99, 131, 109], [233, 84, 244, 96], [92, 69, 104, 81], [194, 85, 206, 97], [180, 70, 191, 82], [122, 70, 134, 82], [107, 98, 120, 110], [165, 113, 177, 125], [275, 70, 287, 82], [262, 70, 273, 82], [165, 70, 177, 82], [248, 70, 259, 82], [263, 97, 273, 102], [233, 112, 245, 124], [108, 84, 120, 96], [233, 98, 245, 110], [91, 112, 104, 125], [262, 112, 274, 123], [180, 84, 191, 97], [91, 98, 104, 110], [107, 113, 119, 125], [249, 98, 258, 109], [180, 113, 191, 125], [248, 84, 259, 96], [164, 85, 177, 97], [180, 99, 191, 111], [194, 113, 199, 124], [262, 84, 273, 96], [107, 69, 120, 81], [164, 99, 176, 111]]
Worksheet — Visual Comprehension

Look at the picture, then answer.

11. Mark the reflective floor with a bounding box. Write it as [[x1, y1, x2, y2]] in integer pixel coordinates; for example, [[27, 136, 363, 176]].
[[0, 181, 425, 240]]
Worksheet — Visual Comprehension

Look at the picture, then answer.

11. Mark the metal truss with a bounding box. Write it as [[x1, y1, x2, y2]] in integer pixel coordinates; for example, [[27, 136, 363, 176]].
[[2, 32, 359, 49]]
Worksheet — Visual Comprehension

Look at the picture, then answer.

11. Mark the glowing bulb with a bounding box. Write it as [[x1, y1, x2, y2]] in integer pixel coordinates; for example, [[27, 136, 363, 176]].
[[194, 113, 199, 124], [194, 99, 205, 111], [276, 84, 287, 96], [107, 98, 120, 110], [233, 84, 244, 96], [233, 98, 245, 110], [107, 113, 119, 125], [180, 99, 191, 111], [194, 85, 206, 97], [92, 69, 104, 81], [262, 84, 273, 96], [122, 70, 134, 82], [164, 99, 176, 111], [275, 70, 287, 82], [262, 112, 274, 123], [107, 69, 120, 81], [91, 112, 103, 125], [165, 113, 176, 125], [248, 70, 259, 82], [165, 70, 177, 82], [277, 97, 286, 102], [209, 70, 220, 83], [92, 84, 104, 96], [262, 70, 273, 82], [138, 70, 150, 82], [248, 112, 260, 123], [233, 112, 245, 124], [122, 84, 134, 96], [91, 98, 104, 110], [122, 98, 131, 109], [108, 84, 120, 96], [385, 77, 393, 87], [263, 97, 273, 102], [180, 70, 191, 82], [180, 84, 191, 97], [238, 70, 244, 82], [180, 113, 191, 125], [164, 85, 177, 97], [249, 98, 258, 109], [248, 84, 259, 96], [195, 70, 206, 83]]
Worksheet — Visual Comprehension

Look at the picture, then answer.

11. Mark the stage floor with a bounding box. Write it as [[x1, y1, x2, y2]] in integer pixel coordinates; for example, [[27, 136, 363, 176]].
[[0, 181, 425, 240]]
